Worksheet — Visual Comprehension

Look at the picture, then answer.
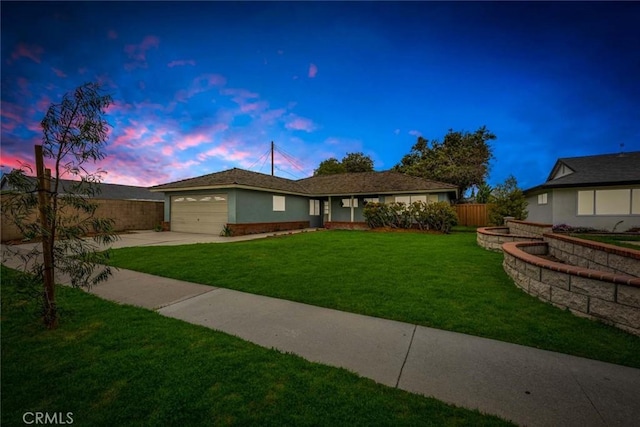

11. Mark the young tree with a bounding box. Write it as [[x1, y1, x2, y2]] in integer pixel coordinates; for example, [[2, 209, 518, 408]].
[[313, 152, 374, 175], [475, 182, 493, 204], [2, 82, 119, 329], [394, 126, 496, 200], [487, 175, 528, 225]]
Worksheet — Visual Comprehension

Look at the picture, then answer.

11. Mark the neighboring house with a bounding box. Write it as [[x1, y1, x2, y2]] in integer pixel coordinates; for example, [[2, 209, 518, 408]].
[[1, 176, 164, 241], [0, 175, 164, 202], [150, 168, 458, 235], [523, 151, 640, 230]]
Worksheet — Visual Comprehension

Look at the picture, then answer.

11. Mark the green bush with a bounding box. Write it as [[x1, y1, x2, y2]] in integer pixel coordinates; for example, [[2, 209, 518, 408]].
[[363, 201, 458, 233], [424, 201, 458, 233], [487, 176, 528, 225]]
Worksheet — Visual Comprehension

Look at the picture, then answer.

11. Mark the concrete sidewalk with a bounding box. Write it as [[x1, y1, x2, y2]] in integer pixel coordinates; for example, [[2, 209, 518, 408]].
[[2, 230, 640, 426], [83, 268, 639, 427]]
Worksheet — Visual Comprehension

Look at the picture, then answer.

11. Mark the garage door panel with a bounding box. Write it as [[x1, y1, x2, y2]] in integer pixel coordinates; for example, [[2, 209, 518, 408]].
[[171, 194, 228, 234]]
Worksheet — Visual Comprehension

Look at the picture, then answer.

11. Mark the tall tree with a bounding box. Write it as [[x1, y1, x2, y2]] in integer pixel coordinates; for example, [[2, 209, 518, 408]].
[[2, 82, 119, 329], [394, 126, 496, 200], [314, 152, 374, 175], [341, 152, 374, 173], [313, 157, 346, 176]]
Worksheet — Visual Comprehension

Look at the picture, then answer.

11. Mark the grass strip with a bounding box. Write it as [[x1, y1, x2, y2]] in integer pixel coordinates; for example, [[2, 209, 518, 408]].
[[1, 266, 511, 426], [571, 233, 640, 250]]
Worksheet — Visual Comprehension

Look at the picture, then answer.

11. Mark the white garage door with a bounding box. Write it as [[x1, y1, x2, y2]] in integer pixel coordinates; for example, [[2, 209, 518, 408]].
[[170, 194, 228, 234]]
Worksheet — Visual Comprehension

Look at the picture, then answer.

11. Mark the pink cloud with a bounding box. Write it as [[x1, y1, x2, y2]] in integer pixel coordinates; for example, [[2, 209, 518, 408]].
[[1, 101, 25, 131], [197, 143, 252, 163], [285, 114, 317, 132], [175, 74, 227, 102], [308, 63, 318, 78], [240, 101, 269, 114], [176, 133, 213, 151], [221, 88, 259, 105], [111, 123, 149, 148], [52, 68, 67, 78], [257, 108, 286, 125], [167, 59, 196, 68], [11, 43, 44, 63], [108, 30, 118, 39], [175, 123, 228, 151], [124, 35, 160, 70]]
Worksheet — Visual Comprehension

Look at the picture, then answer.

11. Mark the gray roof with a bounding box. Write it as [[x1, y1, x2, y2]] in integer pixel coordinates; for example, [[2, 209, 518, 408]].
[[151, 168, 458, 196], [525, 151, 640, 194], [1, 176, 163, 201], [150, 168, 309, 195], [297, 171, 458, 195]]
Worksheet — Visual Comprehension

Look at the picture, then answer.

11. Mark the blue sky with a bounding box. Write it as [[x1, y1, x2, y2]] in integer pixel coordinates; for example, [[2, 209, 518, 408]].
[[1, 1, 639, 190]]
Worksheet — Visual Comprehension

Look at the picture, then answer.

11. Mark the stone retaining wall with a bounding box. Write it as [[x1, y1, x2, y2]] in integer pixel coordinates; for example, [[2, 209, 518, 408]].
[[545, 233, 640, 278], [503, 241, 640, 335], [506, 219, 553, 237], [476, 226, 543, 252]]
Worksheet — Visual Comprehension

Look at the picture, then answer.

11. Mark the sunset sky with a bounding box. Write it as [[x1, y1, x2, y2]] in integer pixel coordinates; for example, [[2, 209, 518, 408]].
[[1, 1, 639, 191]]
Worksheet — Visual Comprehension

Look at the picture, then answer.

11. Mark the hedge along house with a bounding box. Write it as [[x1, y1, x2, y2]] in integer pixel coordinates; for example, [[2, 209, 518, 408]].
[[523, 151, 640, 230], [150, 168, 458, 235]]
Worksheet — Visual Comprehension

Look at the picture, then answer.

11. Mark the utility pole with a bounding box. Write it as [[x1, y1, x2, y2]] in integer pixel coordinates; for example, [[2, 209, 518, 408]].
[[271, 141, 274, 176]]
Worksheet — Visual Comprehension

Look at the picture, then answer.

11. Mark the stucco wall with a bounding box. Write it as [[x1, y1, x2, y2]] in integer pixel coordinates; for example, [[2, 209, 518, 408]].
[[531, 187, 640, 230], [328, 196, 365, 222], [1, 195, 163, 242], [525, 192, 553, 224], [234, 188, 315, 224]]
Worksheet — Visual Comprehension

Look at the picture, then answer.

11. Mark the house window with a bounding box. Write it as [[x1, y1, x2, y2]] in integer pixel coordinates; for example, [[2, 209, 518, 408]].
[[363, 197, 379, 204], [273, 195, 286, 212], [578, 189, 636, 215], [538, 193, 548, 205], [341, 198, 358, 208], [309, 199, 320, 215], [595, 189, 630, 215], [394, 196, 411, 205], [324, 201, 329, 214], [577, 191, 595, 215]]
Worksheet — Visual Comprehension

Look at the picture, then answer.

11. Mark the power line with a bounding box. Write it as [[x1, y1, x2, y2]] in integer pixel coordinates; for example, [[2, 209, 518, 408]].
[[274, 165, 301, 180], [247, 146, 272, 170], [274, 144, 308, 174]]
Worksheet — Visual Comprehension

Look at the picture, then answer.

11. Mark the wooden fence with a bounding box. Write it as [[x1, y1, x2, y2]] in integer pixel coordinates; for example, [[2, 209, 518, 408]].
[[455, 203, 489, 227]]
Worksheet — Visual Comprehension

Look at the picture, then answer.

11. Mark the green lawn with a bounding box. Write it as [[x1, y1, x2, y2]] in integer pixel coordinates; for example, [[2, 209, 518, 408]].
[[571, 233, 640, 250], [109, 230, 640, 368], [1, 267, 511, 427]]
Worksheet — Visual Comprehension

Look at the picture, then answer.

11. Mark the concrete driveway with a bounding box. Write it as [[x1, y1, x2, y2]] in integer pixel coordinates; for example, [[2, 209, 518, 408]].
[[105, 228, 320, 249]]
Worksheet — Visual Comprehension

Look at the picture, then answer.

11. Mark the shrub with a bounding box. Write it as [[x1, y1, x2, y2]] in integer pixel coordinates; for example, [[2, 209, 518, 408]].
[[363, 200, 458, 233], [424, 201, 458, 233], [487, 175, 528, 225], [363, 202, 391, 228]]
